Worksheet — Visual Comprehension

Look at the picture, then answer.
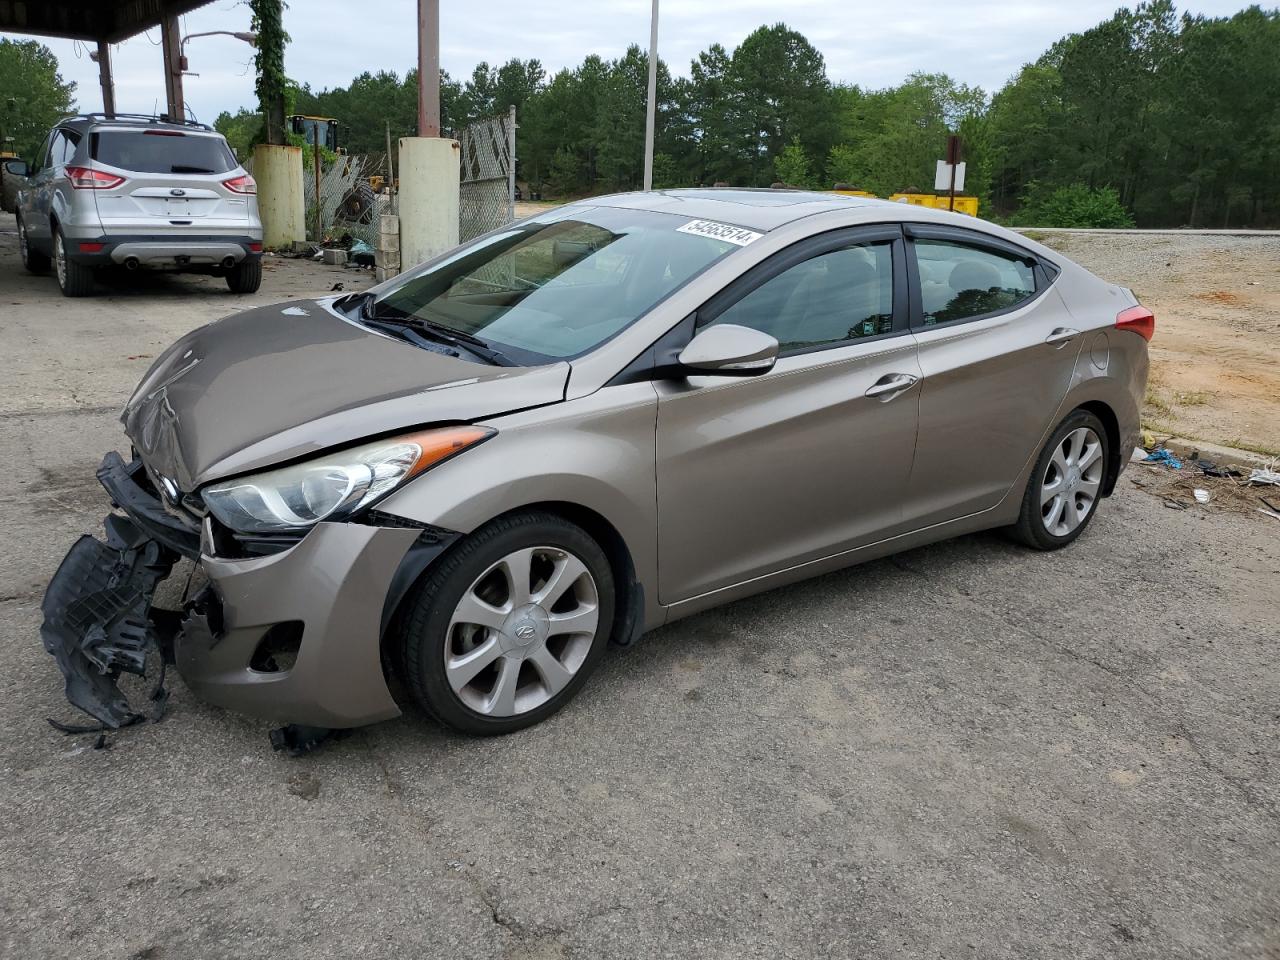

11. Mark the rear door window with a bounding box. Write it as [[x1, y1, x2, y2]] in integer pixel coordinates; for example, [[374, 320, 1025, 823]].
[[91, 130, 236, 174], [913, 239, 1036, 326]]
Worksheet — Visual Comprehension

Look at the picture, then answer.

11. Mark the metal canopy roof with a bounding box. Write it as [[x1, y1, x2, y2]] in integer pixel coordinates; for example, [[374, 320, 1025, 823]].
[[0, 0, 212, 43]]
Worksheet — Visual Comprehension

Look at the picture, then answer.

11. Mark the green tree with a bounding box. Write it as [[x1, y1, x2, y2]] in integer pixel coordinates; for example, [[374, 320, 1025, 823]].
[[774, 137, 813, 187], [0, 39, 76, 160], [728, 24, 836, 185]]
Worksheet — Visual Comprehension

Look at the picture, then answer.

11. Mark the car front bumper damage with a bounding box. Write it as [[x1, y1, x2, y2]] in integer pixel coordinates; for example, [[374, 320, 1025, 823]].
[[40, 452, 459, 740]]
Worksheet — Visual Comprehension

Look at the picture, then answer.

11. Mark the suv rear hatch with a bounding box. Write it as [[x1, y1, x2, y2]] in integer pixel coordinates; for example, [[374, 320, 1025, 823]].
[[88, 128, 251, 234]]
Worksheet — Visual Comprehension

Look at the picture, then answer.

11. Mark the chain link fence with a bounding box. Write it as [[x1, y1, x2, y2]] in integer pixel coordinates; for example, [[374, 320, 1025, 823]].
[[302, 153, 393, 246], [458, 113, 514, 242]]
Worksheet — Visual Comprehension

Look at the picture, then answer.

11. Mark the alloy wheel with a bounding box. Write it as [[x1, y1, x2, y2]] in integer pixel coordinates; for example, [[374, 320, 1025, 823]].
[[1040, 426, 1103, 536], [444, 545, 600, 717], [54, 231, 67, 287]]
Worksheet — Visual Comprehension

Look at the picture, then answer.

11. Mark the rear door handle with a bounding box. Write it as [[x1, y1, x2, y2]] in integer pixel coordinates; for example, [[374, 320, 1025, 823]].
[[865, 373, 919, 401], [1045, 327, 1081, 346]]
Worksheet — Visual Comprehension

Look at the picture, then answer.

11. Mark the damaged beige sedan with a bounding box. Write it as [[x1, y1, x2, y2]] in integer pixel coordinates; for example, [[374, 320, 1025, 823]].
[[40, 189, 1152, 750]]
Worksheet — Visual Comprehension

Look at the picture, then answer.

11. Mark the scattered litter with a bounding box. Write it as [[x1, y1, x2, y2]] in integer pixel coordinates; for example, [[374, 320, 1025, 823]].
[[1130, 446, 1148, 463], [1144, 448, 1183, 469], [1196, 458, 1243, 479], [1259, 496, 1280, 515], [1257, 509, 1280, 523], [1162, 497, 1190, 510], [330, 282, 344, 292], [1247, 468, 1280, 487], [1194, 488, 1210, 503]]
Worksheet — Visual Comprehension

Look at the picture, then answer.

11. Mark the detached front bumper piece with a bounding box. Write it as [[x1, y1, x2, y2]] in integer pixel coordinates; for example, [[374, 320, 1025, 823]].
[[42, 451, 462, 733], [40, 512, 178, 727]]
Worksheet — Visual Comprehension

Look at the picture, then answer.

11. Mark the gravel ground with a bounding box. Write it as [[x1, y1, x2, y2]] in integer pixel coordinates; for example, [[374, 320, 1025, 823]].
[[1, 213, 1278, 960]]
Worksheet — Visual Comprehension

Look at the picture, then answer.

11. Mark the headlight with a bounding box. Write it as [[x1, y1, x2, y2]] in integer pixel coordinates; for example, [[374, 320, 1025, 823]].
[[202, 425, 493, 534]]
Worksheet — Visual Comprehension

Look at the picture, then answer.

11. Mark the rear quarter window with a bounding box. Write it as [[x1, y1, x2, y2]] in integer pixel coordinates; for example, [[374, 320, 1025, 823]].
[[91, 130, 236, 175]]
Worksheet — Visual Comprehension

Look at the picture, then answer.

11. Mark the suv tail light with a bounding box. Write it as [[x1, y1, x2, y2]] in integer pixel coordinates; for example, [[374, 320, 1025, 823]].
[[65, 166, 125, 190], [1115, 305, 1155, 341], [222, 174, 256, 195]]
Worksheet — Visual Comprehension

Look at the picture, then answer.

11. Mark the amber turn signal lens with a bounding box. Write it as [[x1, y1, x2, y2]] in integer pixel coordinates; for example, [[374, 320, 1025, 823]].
[[402, 425, 495, 478]]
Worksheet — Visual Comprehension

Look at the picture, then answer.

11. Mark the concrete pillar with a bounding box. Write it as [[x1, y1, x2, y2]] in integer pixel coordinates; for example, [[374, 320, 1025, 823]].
[[397, 137, 460, 268], [253, 144, 305, 248]]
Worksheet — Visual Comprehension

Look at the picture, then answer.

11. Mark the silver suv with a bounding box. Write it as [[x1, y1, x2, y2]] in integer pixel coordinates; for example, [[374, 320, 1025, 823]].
[[14, 113, 263, 297]]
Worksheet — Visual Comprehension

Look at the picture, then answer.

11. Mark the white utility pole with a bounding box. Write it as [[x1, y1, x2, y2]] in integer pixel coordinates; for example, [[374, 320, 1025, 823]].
[[642, 0, 659, 190]]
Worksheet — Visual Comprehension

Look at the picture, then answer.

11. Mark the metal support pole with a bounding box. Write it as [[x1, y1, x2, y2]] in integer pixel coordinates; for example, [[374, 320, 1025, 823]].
[[642, 0, 659, 191], [160, 14, 184, 121], [386, 120, 396, 216], [946, 134, 959, 212], [96, 42, 115, 118], [313, 126, 323, 242], [507, 104, 517, 222], [417, 0, 441, 137]]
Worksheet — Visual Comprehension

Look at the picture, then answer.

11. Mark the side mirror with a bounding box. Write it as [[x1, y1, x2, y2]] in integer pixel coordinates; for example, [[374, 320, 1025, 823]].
[[3, 158, 30, 178], [677, 324, 779, 377]]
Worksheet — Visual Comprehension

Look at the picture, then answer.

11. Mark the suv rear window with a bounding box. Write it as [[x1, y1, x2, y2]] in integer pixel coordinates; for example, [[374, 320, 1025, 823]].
[[90, 130, 236, 175]]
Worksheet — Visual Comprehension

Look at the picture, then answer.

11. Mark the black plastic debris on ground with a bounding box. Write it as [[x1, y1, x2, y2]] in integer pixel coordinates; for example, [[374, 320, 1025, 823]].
[[269, 724, 350, 757], [40, 513, 178, 730]]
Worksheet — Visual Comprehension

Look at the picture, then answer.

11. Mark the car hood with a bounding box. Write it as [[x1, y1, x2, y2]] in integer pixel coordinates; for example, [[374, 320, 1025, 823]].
[[121, 297, 569, 490]]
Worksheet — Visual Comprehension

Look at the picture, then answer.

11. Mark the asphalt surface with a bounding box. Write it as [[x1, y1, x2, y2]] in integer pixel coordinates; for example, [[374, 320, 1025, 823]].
[[1, 212, 1278, 960]]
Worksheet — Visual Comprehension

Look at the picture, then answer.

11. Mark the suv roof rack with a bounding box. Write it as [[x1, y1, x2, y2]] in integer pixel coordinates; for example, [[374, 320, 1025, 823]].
[[72, 112, 214, 132]]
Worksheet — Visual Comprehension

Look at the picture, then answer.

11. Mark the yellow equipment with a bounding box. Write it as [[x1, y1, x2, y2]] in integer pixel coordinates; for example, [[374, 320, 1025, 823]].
[[888, 192, 980, 216]]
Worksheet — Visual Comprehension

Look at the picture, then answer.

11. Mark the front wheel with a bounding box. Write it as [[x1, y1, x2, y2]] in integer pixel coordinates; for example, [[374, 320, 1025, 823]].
[[1010, 409, 1109, 550], [400, 511, 615, 735], [18, 216, 50, 274]]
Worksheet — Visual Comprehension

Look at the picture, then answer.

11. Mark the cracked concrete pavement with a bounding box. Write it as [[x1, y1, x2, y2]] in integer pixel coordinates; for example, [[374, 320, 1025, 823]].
[[1, 212, 1278, 959]]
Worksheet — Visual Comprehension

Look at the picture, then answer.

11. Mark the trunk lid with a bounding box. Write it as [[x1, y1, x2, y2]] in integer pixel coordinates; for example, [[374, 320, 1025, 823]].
[[122, 298, 570, 490]]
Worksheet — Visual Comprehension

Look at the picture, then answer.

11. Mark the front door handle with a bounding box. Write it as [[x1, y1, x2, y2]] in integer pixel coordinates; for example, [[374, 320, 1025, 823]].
[[865, 373, 919, 401], [1045, 327, 1081, 346]]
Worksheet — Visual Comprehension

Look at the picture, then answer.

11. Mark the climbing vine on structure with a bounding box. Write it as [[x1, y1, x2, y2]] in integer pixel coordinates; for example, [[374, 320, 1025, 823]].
[[250, 0, 290, 144]]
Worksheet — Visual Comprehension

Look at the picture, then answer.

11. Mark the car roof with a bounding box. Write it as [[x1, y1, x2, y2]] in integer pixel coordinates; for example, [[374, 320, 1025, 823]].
[[586, 188, 895, 232]]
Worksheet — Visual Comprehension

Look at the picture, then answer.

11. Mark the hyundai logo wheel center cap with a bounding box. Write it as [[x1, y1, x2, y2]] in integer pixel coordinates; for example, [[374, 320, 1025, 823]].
[[499, 604, 550, 655]]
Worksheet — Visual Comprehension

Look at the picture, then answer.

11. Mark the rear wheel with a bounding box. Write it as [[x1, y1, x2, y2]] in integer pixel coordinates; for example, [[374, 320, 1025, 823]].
[[226, 255, 262, 293], [53, 227, 96, 297], [401, 511, 615, 735], [17, 216, 49, 274], [1010, 409, 1109, 550]]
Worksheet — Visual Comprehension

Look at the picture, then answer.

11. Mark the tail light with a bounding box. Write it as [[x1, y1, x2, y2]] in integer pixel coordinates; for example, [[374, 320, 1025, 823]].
[[248, 241, 263, 253], [65, 166, 125, 190], [1115, 305, 1155, 342], [222, 174, 256, 195]]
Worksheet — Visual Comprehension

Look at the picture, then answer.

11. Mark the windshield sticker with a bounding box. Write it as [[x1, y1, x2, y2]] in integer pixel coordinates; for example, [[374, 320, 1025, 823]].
[[676, 219, 763, 246]]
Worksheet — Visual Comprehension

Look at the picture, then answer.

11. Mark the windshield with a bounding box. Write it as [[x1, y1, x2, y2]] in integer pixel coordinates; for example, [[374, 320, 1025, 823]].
[[373, 206, 742, 361], [91, 130, 237, 174]]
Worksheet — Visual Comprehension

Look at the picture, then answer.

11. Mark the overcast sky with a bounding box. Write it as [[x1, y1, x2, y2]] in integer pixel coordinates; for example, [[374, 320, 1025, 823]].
[[2, 0, 1252, 123]]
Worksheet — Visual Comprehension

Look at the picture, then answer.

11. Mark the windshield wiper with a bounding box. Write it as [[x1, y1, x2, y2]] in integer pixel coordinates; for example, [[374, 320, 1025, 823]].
[[171, 164, 216, 173], [356, 293, 515, 366]]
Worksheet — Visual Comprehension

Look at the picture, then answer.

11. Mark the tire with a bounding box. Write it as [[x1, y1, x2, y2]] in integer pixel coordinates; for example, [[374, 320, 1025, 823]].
[[401, 511, 615, 735], [18, 216, 50, 274], [53, 227, 95, 297], [1010, 408, 1110, 550], [226, 255, 262, 293]]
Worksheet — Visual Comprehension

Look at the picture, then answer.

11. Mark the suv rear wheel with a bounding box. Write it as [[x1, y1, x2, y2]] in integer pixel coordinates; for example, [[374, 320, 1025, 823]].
[[226, 255, 262, 294], [53, 227, 95, 297], [17, 216, 49, 274]]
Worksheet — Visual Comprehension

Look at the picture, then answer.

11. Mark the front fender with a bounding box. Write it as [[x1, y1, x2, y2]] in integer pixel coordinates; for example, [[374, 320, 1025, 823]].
[[374, 382, 664, 630]]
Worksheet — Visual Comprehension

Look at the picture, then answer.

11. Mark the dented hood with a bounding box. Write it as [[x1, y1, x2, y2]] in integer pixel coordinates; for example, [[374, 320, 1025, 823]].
[[122, 298, 569, 489]]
